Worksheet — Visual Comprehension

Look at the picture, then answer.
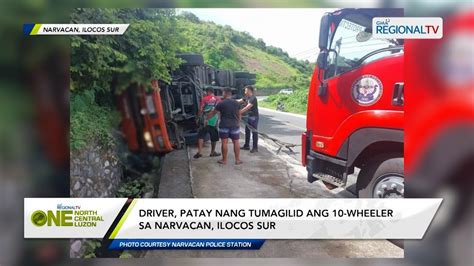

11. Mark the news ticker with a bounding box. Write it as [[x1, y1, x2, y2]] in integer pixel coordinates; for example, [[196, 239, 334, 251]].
[[25, 198, 441, 250], [23, 17, 442, 39], [23, 24, 129, 35]]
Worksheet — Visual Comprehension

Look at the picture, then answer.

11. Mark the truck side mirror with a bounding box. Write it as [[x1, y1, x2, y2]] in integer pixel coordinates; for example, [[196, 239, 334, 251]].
[[316, 51, 328, 70], [319, 14, 330, 49], [316, 51, 328, 97]]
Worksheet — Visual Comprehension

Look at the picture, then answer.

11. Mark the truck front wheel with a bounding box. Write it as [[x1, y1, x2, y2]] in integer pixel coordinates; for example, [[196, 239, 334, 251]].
[[357, 155, 404, 198]]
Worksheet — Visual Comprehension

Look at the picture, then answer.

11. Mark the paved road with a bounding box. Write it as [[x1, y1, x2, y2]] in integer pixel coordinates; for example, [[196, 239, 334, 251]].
[[145, 99, 400, 258], [147, 142, 402, 258], [257, 106, 306, 163], [255, 97, 358, 195]]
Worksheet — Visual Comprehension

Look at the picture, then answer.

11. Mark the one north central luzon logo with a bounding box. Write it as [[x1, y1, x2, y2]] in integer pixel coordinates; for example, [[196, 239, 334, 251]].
[[31, 204, 104, 227]]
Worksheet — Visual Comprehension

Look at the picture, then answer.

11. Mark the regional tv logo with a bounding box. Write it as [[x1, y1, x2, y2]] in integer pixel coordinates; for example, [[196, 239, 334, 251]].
[[31, 203, 104, 227], [373, 17, 443, 39]]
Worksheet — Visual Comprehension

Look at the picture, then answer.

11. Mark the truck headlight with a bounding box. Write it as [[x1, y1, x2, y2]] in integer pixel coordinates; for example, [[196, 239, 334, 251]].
[[144, 131, 154, 148]]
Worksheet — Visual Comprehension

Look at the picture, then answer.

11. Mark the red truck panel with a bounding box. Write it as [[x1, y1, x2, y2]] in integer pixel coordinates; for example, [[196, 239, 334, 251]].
[[306, 54, 404, 157]]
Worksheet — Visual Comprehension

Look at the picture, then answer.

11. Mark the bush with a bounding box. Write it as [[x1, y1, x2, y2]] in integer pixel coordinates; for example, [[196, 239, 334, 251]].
[[116, 179, 145, 198], [70, 91, 119, 150], [262, 89, 308, 114], [71, 8, 183, 93]]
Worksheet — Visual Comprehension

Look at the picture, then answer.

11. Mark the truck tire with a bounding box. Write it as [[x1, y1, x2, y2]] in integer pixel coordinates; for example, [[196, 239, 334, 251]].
[[208, 68, 216, 85], [216, 70, 229, 86], [357, 154, 404, 198], [227, 70, 235, 87], [235, 71, 256, 79], [237, 78, 256, 87], [247, 78, 256, 85], [178, 54, 204, 65], [235, 78, 243, 86]]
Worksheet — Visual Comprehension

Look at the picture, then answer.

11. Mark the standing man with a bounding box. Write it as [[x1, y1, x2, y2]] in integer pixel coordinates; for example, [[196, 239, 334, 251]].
[[208, 88, 242, 165], [238, 85, 259, 153], [194, 87, 221, 159]]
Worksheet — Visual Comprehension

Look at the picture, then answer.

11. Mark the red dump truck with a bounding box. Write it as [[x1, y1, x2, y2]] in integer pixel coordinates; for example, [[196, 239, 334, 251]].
[[302, 8, 405, 198]]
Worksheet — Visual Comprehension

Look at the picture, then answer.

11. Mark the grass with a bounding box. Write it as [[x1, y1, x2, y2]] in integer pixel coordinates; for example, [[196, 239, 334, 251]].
[[258, 100, 276, 109], [259, 89, 308, 115], [235, 45, 308, 90], [70, 91, 120, 150], [236, 45, 299, 78]]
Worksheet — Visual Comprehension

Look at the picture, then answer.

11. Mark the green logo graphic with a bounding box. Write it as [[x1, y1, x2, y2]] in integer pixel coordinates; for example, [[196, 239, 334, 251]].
[[30, 208, 103, 227], [31, 210, 47, 226]]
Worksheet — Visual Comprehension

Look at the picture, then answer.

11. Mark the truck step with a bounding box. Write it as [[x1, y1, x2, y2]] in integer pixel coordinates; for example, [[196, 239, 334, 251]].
[[312, 172, 345, 187]]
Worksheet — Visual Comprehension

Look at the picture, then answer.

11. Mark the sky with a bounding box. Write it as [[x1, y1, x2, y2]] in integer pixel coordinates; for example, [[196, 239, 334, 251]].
[[179, 8, 336, 62]]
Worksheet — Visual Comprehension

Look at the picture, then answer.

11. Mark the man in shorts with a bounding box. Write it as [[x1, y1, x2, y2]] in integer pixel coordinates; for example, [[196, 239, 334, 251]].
[[238, 85, 259, 153], [194, 87, 221, 159], [208, 88, 242, 165]]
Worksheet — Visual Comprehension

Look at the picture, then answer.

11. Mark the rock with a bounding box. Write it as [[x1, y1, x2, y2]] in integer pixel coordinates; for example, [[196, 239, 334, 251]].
[[73, 181, 81, 191], [71, 240, 82, 253], [143, 191, 154, 198], [85, 167, 94, 178], [71, 140, 126, 198]]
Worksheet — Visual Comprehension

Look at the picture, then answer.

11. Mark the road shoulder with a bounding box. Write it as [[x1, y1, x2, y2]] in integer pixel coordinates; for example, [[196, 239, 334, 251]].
[[157, 148, 193, 198]]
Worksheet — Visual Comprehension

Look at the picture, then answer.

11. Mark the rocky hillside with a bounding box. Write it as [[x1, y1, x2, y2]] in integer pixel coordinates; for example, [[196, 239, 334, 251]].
[[177, 11, 314, 92]]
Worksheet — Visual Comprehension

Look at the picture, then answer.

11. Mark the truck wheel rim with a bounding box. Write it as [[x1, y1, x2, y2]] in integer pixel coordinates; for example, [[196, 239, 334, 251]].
[[373, 174, 404, 198]]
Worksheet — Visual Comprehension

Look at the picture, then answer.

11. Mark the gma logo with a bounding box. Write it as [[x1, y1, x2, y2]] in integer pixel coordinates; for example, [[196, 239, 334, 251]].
[[31, 210, 73, 227]]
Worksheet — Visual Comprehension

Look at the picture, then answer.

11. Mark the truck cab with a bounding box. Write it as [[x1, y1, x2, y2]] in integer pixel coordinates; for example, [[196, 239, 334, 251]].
[[303, 8, 405, 198]]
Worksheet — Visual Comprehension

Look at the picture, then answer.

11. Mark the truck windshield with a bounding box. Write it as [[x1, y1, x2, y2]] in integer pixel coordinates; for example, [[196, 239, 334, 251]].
[[324, 14, 402, 79]]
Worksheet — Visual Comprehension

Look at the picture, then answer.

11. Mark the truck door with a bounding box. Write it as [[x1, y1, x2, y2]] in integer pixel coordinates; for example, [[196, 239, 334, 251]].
[[309, 11, 404, 157]]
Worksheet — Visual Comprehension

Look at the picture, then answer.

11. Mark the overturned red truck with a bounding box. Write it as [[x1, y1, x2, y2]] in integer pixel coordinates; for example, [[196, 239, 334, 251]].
[[302, 9, 405, 198], [117, 54, 256, 157]]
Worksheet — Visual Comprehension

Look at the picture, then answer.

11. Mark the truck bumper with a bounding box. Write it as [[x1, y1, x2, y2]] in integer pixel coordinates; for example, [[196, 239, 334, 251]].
[[306, 150, 349, 186]]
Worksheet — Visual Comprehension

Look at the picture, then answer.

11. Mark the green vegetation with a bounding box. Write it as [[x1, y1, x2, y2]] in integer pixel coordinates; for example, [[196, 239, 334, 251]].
[[177, 12, 313, 91], [177, 11, 313, 110], [115, 179, 146, 198], [115, 171, 157, 198], [260, 89, 309, 114], [70, 91, 119, 150], [119, 251, 134, 258], [70, 9, 184, 148], [116, 158, 159, 198], [82, 239, 102, 258], [70, 9, 313, 146], [71, 8, 183, 93]]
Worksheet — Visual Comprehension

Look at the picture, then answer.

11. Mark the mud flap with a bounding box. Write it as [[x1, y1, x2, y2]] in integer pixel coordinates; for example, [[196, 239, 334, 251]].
[[306, 155, 317, 183]]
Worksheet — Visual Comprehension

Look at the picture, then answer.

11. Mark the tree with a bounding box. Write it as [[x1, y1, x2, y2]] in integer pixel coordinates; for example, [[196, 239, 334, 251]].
[[70, 8, 183, 94], [180, 11, 200, 23]]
